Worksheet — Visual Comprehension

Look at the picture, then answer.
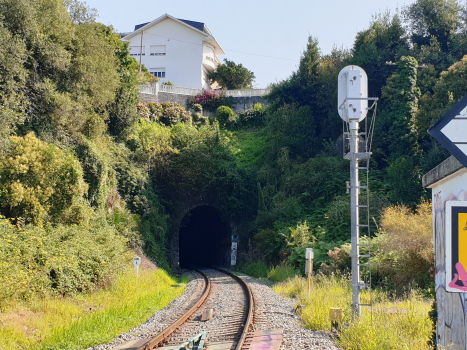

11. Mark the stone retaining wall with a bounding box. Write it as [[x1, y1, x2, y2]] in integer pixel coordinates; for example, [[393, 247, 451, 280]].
[[138, 89, 269, 114]]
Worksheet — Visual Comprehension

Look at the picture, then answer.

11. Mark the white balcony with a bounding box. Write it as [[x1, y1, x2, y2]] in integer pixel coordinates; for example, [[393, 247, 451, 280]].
[[203, 44, 219, 71], [203, 55, 217, 71]]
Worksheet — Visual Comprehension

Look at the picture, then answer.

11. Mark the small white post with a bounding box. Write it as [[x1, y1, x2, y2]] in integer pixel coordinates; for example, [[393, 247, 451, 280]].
[[305, 248, 314, 299], [133, 256, 141, 277]]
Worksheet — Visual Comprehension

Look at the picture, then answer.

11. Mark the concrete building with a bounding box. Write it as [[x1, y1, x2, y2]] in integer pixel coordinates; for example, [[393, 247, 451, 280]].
[[122, 14, 224, 89]]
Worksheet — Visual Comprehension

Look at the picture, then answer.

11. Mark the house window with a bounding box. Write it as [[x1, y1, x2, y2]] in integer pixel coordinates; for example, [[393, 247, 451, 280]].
[[130, 46, 145, 56], [150, 45, 166, 56], [150, 68, 166, 78]]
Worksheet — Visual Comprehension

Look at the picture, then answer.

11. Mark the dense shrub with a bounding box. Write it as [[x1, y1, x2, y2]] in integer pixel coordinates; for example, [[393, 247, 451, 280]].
[[323, 202, 433, 290], [191, 103, 208, 125], [191, 90, 233, 112], [267, 264, 295, 282], [215, 106, 236, 125], [136, 102, 192, 126], [0, 215, 128, 303], [0, 133, 86, 224], [126, 119, 175, 165], [75, 138, 117, 209], [372, 201, 433, 289], [237, 103, 266, 127], [237, 260, 269, 278]]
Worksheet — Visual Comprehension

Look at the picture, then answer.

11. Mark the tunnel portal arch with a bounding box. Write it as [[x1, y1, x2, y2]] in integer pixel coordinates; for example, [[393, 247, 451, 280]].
[[177, 205, 232, 268]]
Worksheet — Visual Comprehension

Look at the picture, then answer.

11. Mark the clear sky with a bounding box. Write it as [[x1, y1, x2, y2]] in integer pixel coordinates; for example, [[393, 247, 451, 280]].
[[84, 0, 415, 88]]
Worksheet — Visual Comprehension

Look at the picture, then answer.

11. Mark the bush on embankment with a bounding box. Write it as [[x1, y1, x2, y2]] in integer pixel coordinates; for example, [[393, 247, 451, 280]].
[[323, 201, 434, 291], [273, 274, 432, 350], [0, 265, 187, 350], [0, 215, 128, 304]]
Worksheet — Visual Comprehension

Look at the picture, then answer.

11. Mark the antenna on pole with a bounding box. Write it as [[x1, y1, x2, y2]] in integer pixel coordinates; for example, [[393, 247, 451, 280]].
[[337, 66, 378, 319]]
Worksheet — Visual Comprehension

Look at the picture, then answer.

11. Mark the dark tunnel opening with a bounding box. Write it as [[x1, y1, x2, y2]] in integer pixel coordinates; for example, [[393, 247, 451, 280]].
[[179, 206, 231, 269]]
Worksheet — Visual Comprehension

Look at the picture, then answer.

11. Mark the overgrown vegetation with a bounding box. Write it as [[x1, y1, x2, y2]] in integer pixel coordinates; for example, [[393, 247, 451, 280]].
[[232, 0, 467, 296], [274, 274, 432, 350], [2, 0, 466, 347], [0, 265, 187, 350]]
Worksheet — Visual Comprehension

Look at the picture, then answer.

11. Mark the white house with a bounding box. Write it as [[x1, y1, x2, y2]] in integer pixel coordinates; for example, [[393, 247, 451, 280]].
[[122, 14, 224, 89]]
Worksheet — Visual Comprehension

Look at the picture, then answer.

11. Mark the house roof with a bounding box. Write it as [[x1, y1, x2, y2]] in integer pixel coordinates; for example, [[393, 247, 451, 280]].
[[124, 14, 224, 54], [134, 22, 149, 31], [135, 19, 212, 35]]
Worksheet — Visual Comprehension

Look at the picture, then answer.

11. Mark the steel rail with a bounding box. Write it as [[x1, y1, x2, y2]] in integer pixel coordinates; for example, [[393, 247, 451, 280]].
[[211, 267, 254, 350], [139, 270, 211, 350]]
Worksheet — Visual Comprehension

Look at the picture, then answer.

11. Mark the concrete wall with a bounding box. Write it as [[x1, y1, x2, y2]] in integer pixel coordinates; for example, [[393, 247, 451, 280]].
[[124, 18, 213, 88], [138, 92, 269, 115], [423, 156, 467, 349]]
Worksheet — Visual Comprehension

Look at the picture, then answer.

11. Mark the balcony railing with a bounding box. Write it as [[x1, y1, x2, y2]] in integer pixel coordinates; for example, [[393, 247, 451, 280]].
[[139, 84, 271, 97], [224, 89, 271, 97]]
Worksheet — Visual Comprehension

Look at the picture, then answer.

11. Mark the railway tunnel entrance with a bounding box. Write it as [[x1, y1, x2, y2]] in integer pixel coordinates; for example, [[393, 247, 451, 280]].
[[179, 206, 231, 268]]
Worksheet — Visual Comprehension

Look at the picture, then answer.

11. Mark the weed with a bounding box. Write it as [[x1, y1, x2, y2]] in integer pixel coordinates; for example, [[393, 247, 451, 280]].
[[0, 266, 186, 350], [274, 274, 432, 350]]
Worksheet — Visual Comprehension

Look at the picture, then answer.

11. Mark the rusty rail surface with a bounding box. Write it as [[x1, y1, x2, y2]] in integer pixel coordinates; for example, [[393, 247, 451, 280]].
[[140, 270, 211, 350], [136, 268, 253, 350], [212, 267, 254, 350]]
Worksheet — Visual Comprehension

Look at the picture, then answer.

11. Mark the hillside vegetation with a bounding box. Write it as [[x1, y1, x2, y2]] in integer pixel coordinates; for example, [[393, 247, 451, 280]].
[[0, 0, 466, 347]]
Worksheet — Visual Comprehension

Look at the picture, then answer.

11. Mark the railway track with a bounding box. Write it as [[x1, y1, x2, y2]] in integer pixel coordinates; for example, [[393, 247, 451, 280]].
[[130, 268, 254, 350]]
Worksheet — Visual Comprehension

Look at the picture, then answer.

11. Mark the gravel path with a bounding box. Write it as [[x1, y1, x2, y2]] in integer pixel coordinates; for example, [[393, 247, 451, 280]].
[[236, 273, 340, 350], [85, 270, 339, 350]]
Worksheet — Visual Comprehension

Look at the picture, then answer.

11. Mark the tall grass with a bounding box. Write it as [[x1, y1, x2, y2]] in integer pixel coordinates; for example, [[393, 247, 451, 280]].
[[0, 267, 187, 350], [237, 260, 270, 278], [273, 274, 432, 350], [267, 264, 295, 282]]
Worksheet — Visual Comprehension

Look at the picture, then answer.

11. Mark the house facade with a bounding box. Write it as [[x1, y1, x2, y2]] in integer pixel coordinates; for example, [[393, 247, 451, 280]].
[[122, 14, 224, 89]]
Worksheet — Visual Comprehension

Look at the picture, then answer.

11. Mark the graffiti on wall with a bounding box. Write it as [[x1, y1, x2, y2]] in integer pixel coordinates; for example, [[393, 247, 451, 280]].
[[446, 201, 467, 292]]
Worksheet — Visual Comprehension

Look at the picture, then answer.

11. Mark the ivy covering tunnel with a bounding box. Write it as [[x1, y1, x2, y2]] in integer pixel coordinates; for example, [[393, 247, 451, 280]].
[[179, 206, 231, 268]]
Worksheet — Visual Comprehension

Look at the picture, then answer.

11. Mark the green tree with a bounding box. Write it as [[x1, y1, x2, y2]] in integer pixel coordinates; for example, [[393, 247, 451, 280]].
[[415, 55, 467, 144], [209, 59, 255, 90], [404, 0, 461, 51], [0, 22, 28, 149], [387, 157, 424, 205], [267, 37, 348, 146], [378, 56, 420, 162], [64, 0, 97, 24], [0, 133, 86, 224], [351, 12, 409, 97], [297, 36, 321, 81]]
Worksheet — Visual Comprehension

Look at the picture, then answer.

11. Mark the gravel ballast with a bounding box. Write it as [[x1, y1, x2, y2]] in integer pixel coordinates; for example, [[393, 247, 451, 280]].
[[86, 270, 339, 350], [237, 274, 340, 350]]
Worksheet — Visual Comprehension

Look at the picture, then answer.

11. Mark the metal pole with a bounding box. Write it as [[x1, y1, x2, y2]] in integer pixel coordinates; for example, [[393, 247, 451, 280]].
[[307, 258, 312, 299], [350, 119, 361, 318], [139, 30, 144, 73]]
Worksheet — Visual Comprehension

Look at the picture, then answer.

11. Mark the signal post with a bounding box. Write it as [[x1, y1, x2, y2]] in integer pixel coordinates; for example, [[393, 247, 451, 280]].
[[337, 66, 377, 318]]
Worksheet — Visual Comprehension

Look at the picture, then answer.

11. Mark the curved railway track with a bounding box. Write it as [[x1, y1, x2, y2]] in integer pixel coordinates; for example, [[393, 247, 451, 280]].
[[135, 268, 254, 350]]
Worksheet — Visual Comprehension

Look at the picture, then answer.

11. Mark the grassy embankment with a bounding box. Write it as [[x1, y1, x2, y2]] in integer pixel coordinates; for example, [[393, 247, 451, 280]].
[[0, 266, 187, 350], [269, 267, 432, 350]]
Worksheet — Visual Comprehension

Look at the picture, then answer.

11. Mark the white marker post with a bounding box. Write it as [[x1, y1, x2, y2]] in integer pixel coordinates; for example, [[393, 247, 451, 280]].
[[133, 256, 141, 277], [305, 248, 314, 299]]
